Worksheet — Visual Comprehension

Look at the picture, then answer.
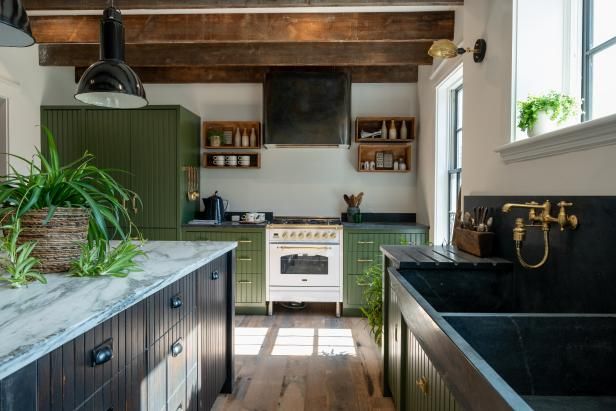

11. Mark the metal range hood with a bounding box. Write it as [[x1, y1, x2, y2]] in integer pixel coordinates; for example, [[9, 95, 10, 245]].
[[263, 70, 351, 148]]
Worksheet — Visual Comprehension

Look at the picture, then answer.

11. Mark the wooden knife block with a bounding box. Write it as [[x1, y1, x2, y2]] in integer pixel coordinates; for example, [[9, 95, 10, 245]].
[[453, 228, 495, 258]]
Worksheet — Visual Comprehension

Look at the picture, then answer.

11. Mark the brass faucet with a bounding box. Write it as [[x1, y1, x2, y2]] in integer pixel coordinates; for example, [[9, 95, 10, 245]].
[[501, 200, 578, 269]]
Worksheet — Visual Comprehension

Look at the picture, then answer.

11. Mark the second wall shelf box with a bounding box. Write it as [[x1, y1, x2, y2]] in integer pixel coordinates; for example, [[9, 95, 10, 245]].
[[355, 117, 416, 143], [203, 121, 262, 149]]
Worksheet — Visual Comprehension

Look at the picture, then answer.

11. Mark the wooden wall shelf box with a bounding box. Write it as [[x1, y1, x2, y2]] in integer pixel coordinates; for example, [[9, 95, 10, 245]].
[[203, 152, 261, 169], [355, 116, 416, 143], [357, 143, 411, 173], [203, 120, 262, 149]]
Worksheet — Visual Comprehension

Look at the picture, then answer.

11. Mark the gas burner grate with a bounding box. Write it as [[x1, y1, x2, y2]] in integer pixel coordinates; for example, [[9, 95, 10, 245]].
[[272, 216, 341, 225]]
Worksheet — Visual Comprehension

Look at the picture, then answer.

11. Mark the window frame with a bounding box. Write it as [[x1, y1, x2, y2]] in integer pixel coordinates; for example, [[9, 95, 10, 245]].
[[582, 0, 616, 121], [447, 85, 463, 241]]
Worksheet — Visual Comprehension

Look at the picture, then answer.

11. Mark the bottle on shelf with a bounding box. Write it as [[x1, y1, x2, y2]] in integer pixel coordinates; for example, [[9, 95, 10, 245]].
[[400, 120, 408, 140], [381, 120, 388, 139], [388, 120, 397, 140], [234, 128, 242, 147], [399, 158, 407, 171], [250, 128, 257, 147], [241, 128, 249, 147]]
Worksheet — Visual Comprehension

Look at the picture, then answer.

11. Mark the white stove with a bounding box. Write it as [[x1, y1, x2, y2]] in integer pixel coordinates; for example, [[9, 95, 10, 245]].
[[266, 217, 343, 316]]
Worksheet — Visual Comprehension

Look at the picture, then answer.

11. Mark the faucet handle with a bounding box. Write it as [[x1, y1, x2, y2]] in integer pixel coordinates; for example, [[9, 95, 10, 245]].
[[557, 201, 573, 208]]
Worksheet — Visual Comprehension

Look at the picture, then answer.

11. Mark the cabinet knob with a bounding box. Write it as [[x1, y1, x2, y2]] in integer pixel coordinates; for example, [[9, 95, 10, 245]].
[[211, 271, 220, 280], [171, 338, 184, 357], [170, 294, 183, 309], [416, 376, 429, 395], [91, 339, 113, 367]]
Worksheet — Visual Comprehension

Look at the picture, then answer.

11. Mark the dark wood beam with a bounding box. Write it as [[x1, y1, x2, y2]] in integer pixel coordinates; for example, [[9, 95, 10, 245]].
[[25, 0, 463, 10], [40, 42, 433, 67], [31, 11, 454, 44], [74, 66, 419, 83]]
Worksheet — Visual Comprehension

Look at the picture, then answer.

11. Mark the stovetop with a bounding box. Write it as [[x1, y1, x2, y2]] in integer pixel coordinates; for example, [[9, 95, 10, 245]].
[[271, 216, 341, 226]]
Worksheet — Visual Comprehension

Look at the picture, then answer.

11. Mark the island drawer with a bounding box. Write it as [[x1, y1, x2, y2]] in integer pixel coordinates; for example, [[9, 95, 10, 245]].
[[147, 272, 197, 346]]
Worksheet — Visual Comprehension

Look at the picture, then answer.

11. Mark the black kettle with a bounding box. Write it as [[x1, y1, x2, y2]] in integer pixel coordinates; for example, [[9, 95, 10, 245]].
[[202, 191, 228, 223]]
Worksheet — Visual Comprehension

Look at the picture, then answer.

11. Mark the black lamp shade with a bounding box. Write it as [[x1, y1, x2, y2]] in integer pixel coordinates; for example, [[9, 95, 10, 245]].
[[75, 7, 147, 109], [0, 0, 35, 47]]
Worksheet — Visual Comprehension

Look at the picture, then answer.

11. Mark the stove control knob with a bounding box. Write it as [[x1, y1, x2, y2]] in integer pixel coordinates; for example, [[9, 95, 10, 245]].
[[297, 232, 305, 239], [313, 232, 321, 239], [289, 232, 296, 239], [305, 232, 313, 239], [281, 232, 288, 239], [329, 232, 336, 239]]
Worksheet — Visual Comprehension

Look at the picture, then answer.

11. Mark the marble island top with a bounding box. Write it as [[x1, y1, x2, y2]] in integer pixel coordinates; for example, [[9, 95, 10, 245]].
[[0, 240, 237, 380]]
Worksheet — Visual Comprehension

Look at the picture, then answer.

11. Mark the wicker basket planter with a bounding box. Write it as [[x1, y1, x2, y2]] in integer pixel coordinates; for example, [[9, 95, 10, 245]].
[[8, 207, 91, 273]]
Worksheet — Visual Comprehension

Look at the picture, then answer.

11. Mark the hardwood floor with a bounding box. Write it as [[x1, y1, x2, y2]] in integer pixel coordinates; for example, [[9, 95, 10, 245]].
[[212, 303, 395, 411]]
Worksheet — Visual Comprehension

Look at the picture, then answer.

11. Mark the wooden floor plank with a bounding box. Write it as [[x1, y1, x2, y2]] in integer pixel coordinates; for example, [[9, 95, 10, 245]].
[[213, 304, 395, 411]]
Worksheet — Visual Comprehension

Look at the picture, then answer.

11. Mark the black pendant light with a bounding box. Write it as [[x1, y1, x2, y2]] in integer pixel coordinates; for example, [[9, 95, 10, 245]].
[[0, 0, 35, 47], [75, 6, 147, 109]]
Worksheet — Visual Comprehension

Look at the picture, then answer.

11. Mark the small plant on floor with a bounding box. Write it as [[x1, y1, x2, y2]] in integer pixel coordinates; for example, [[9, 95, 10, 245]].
[[358, 263, 384, 345], [0, 218, 46, 287], [70, 239, 147, 278]]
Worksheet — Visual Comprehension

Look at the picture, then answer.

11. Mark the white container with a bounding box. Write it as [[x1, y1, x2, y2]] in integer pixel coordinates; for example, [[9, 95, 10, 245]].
[[234, 128, 242, 147], [388, 120, 397, 140], [400, 120, 408, 140], [528, 110, 558, 137]]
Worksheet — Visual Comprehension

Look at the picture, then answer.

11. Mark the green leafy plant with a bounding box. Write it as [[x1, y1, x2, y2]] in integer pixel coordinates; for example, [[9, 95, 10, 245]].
[[0, 127, 137, 241], [0, 218, 46, 287], [358, 263, 384, 345], [70, 239, 147, 278], [517, 91, 579, 132]]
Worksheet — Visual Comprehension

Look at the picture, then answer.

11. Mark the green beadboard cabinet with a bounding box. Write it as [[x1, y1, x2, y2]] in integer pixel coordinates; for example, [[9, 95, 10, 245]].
[[40, 106, 200, 240], [342, 227, 428, 316], [182, 226, 267, 315]]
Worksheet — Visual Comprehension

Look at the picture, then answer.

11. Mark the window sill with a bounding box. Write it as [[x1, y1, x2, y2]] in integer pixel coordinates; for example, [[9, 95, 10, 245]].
[[495, 113, 616, 163]]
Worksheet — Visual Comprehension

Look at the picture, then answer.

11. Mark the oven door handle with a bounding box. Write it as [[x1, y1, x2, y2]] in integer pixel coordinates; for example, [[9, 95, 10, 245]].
[[276, 246, 332, 250]]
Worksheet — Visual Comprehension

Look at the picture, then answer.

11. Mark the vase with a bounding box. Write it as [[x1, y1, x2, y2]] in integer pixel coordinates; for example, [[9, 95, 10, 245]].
[[388, 120, 397, 139], [400, 120, 408, 140], [347, 207, 360, 223]]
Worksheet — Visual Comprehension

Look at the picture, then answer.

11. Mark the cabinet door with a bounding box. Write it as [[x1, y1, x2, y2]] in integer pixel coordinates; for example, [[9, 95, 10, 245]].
[[407, 330, 459, 411], [198, 257, 229, 411], [388, 286, 402, 408], [40, 108, 87, 165], [130, 109, 178, 230]]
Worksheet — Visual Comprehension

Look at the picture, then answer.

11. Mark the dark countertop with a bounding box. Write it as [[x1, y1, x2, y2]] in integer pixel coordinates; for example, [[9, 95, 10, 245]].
[[523, 396, 616, 411], [382, 244, 512, 270], [342, 222, 429, 230], [183, 222, 268, 229]]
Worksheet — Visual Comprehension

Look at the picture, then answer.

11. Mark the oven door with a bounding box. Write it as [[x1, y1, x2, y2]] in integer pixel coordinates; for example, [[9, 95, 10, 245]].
[[269, 244, 340, 287]]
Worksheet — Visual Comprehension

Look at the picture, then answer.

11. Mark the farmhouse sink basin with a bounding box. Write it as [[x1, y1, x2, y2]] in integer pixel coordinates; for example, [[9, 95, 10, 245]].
[[443, 314, 616, 410]]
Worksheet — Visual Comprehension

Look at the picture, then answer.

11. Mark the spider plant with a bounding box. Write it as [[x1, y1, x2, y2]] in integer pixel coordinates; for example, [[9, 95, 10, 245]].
[[0, 127, 137, 241], [0, 218, 46, 287], [70, 239, 147, 278]]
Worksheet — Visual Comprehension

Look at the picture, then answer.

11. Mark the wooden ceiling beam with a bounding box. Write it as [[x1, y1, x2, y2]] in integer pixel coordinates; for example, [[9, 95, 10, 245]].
[[40, 41, 433, 67], [74, 66, 419, 83], [24, 0, 463, 10], [30, 11, 454, 44]]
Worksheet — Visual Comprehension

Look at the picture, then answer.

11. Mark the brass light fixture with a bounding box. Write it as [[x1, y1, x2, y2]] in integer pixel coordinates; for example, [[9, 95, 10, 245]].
[[428, 39, 487, 63]]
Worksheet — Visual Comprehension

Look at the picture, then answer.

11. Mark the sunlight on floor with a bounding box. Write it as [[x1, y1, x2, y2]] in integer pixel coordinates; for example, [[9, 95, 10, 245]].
[[240, 327, 357, 357], [235, 327, 268, 355]]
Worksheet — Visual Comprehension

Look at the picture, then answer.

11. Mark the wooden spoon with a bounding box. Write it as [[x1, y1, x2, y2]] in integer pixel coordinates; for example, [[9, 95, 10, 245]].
[[356, 192, 364, 207], [343, 194, 351, 206]]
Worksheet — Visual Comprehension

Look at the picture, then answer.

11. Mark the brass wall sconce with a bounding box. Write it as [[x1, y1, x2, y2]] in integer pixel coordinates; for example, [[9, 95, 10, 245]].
[[501, 200, 578, 269], [428, 39, 487, 63]]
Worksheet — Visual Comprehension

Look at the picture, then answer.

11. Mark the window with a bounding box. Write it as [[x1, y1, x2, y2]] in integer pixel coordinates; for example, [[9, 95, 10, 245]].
[[434, 65, 462, 245], [582, 0, 616, 120], [447, 86, 463, 240]]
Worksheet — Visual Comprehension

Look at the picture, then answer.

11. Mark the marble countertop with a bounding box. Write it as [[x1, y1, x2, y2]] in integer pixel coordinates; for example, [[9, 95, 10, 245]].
[[0, 240, 236, 380]]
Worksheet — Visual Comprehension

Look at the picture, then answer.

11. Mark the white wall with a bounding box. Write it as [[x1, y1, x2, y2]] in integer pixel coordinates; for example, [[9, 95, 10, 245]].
[[0, 46, 418, 217]]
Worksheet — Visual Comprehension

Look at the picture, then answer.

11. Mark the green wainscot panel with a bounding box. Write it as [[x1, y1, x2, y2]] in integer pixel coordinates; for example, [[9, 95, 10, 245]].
[[182, 227, 267, 315], [343, 227, 428, 317]]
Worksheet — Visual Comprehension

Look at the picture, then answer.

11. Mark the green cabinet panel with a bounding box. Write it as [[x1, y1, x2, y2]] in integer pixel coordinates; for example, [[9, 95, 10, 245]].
[[406, 330, 459, 411], [41, 105, 200, 241], [182, 228, 266, 314], [130, 109, 178, 230], [343, 227, 428, 316]]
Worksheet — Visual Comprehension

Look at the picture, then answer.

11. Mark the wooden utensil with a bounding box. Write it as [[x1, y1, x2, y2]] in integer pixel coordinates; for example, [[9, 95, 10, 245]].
[[356, 192, 364, 207], [343, 194, 351, 206]]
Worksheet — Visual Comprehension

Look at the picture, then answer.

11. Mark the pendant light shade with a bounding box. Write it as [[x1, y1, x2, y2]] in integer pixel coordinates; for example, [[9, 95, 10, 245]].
[[75, 7, 147, 109], [0, 0, 35, 47]]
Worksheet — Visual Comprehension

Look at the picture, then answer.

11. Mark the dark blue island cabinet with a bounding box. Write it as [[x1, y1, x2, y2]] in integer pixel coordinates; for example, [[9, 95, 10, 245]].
[[0, 252, 235, 411]]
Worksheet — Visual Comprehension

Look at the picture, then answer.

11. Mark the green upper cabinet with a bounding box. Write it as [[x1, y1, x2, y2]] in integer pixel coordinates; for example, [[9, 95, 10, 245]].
[[40, 105, 200, 240], [342, 226, 428, 316]]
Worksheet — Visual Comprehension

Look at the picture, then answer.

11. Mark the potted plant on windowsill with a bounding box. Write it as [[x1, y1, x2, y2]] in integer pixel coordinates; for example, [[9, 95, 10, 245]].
[[518, 91, 580, 137], [0, 128, 144, 283]]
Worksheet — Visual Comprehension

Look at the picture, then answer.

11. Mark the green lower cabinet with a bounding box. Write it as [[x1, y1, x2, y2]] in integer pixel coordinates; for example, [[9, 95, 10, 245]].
[[183, 227, 267, 314], [343, 227, 428, 316], [406, 330, 459, 411]]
